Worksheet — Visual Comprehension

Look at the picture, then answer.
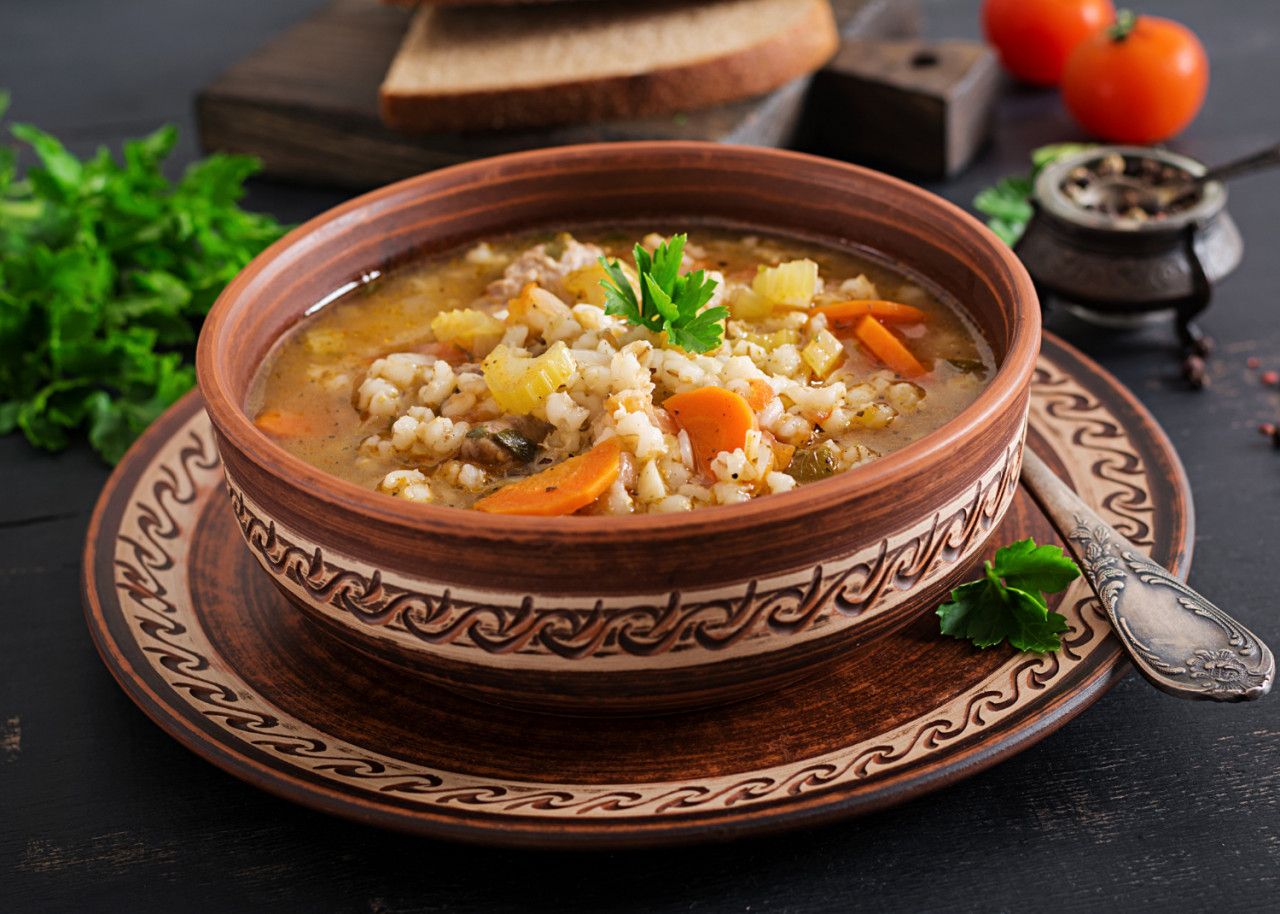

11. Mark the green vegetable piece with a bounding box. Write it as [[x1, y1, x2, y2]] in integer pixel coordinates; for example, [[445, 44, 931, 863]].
[[973, 177, 1034, 223], [946, 358, 989, 376], [597, 234, 726, 354], [992, 538, 1082, 606], [492, 428, 538, 463], [936, 537, 1080, 652], [785, 446, 839, 484], [1031, 143, 1095, 170], [465, 426, 538, 463]]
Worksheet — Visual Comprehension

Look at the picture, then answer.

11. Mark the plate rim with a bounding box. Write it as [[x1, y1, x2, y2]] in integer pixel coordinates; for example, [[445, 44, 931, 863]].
[[81, 332, 1193, 848]]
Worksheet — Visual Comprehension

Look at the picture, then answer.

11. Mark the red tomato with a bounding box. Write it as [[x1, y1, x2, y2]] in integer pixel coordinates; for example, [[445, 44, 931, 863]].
[[982, 0, 1116, 87], [1062, 12, 1209, 143]]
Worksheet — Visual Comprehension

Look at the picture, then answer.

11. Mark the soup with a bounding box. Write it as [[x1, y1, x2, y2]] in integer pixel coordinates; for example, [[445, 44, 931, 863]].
[[248, 228, 994, 515]]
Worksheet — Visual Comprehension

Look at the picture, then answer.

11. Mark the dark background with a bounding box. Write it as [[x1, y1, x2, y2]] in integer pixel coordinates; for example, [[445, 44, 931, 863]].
[[4, 1, 1279, 911]]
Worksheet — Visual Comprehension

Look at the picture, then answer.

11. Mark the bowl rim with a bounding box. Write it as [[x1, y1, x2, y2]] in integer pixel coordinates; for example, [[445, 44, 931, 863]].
[[197, 141, 1040, 539]]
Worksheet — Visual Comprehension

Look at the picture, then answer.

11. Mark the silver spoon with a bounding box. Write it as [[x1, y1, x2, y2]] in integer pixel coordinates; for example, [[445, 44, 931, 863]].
[[1077, 142, 1280, 215], [1019, 449, 1273, 701]]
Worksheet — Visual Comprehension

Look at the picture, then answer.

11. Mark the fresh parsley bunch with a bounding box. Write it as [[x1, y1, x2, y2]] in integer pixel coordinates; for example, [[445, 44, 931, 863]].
[[597, 234, 726, 354], [0, 91, 289, 463], [937, 538, 1081, 653]]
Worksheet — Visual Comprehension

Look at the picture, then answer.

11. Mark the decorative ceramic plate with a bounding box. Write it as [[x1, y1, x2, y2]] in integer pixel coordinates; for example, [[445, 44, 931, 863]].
[[83, 334, 1192, 848]]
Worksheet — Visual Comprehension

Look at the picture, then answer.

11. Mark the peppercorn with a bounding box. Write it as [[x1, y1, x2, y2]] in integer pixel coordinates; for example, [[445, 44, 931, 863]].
[[1182, 355, 1207, 389]]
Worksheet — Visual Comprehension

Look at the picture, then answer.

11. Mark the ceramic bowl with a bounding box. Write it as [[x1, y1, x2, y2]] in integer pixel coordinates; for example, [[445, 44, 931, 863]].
[[196, 142, 1039, 716]]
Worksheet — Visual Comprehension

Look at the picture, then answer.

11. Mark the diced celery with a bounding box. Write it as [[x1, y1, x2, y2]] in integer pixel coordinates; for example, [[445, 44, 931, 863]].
[[801, 328, 844, 379], [753, 259, 819, 308], [482, 341, 576, 415]]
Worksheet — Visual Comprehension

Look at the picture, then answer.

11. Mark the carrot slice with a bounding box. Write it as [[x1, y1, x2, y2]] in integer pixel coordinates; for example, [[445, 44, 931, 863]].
[[473, 437, 622, 516], [253, 408, 316, 438], [813, 300, 927, 325], [665, 386, 759, 472], [743, 378, 775, 411], [852, 315, 927, 378]]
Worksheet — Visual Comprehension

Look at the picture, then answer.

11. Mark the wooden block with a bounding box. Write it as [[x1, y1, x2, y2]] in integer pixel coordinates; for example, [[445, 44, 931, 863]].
[[196, 0, 921, 189], [803, 38, 999, 179]]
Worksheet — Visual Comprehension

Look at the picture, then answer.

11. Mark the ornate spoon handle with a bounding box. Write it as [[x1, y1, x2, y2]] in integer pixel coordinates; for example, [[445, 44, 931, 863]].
[[1020, 450, 1274, 701]]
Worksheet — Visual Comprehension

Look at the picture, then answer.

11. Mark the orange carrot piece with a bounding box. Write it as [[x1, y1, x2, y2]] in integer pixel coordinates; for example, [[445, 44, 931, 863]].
[[813, 299, 927, 325], [473, 437, 622, 516], [665, 386, 759, 472], [743, 378, 775, 411], [852, 315, 927, 378], [411, 341, 470, 363], [253, 408, 315, 438]]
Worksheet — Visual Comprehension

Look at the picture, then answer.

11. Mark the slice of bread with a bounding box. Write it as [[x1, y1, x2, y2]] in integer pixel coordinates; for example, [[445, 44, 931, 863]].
[[380, 0, 839, 133]]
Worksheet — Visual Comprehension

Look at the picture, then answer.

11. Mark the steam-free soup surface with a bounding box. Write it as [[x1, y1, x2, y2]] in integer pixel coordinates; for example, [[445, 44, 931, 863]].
[[249, 228, 993, 515]]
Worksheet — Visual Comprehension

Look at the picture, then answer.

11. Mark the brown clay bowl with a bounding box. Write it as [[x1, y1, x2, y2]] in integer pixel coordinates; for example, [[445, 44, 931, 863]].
[[196, 142, 1039, 716]]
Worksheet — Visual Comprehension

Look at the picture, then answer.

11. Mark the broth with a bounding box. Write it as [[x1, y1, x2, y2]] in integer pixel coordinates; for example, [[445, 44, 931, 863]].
[[248, 228, 994, 515]]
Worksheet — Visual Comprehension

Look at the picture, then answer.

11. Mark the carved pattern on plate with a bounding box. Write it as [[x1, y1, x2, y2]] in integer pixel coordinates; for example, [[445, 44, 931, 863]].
[[106, 352, 1164, 820], [223, 442, 1021, 662], [1029, 361, 1155, 548]]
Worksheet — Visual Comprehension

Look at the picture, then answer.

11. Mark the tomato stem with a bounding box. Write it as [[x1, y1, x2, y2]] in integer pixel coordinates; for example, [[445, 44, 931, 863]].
[[1108, 9, 1137, 42]]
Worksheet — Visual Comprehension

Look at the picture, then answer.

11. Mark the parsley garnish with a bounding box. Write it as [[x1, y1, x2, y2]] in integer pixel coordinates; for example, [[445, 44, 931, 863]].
[[937, 538, 1081, 652], [597, 234, 727, 354], [0, 92, 289, 463]]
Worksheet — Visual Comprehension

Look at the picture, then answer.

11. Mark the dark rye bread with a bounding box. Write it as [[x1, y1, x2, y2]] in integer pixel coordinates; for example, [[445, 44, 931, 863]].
[[379, 0, 839, 133]]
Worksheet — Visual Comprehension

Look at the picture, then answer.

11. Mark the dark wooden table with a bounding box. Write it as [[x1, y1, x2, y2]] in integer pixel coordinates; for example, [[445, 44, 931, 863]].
[[5, 1, 1279, 910]]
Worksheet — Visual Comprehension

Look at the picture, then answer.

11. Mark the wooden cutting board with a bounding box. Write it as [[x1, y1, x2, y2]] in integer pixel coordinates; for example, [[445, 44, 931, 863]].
[[196, 0, 921, 189]]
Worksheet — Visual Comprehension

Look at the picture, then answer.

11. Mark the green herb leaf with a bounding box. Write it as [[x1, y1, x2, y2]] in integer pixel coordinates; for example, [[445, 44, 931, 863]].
[[972, 144, 1097, 247], [465, 425, 538, 463], [973, 177, 1034, 223], [1030, 143, 1095, 170], [0, 100, 290, 463], [936, 538, 1080, 652], [992, 537, 1082, 606], [598, 233, 725, 353]]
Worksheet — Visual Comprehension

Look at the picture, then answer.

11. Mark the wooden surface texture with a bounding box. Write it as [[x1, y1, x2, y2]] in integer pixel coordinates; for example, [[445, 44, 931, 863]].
[[4, 0, 1280, 911]]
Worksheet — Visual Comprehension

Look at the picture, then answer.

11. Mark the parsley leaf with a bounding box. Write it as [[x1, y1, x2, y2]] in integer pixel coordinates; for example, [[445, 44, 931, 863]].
[[0, 94, 289, 464], [936, 538, 1081, 652], [973, 143, 1096, 246], [597, 234, 726, 354]]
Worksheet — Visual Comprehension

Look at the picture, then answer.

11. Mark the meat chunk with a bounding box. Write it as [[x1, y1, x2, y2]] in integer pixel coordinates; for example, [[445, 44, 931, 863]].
[[459, 415, 553, 468], [479, 236, 605, 306]]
